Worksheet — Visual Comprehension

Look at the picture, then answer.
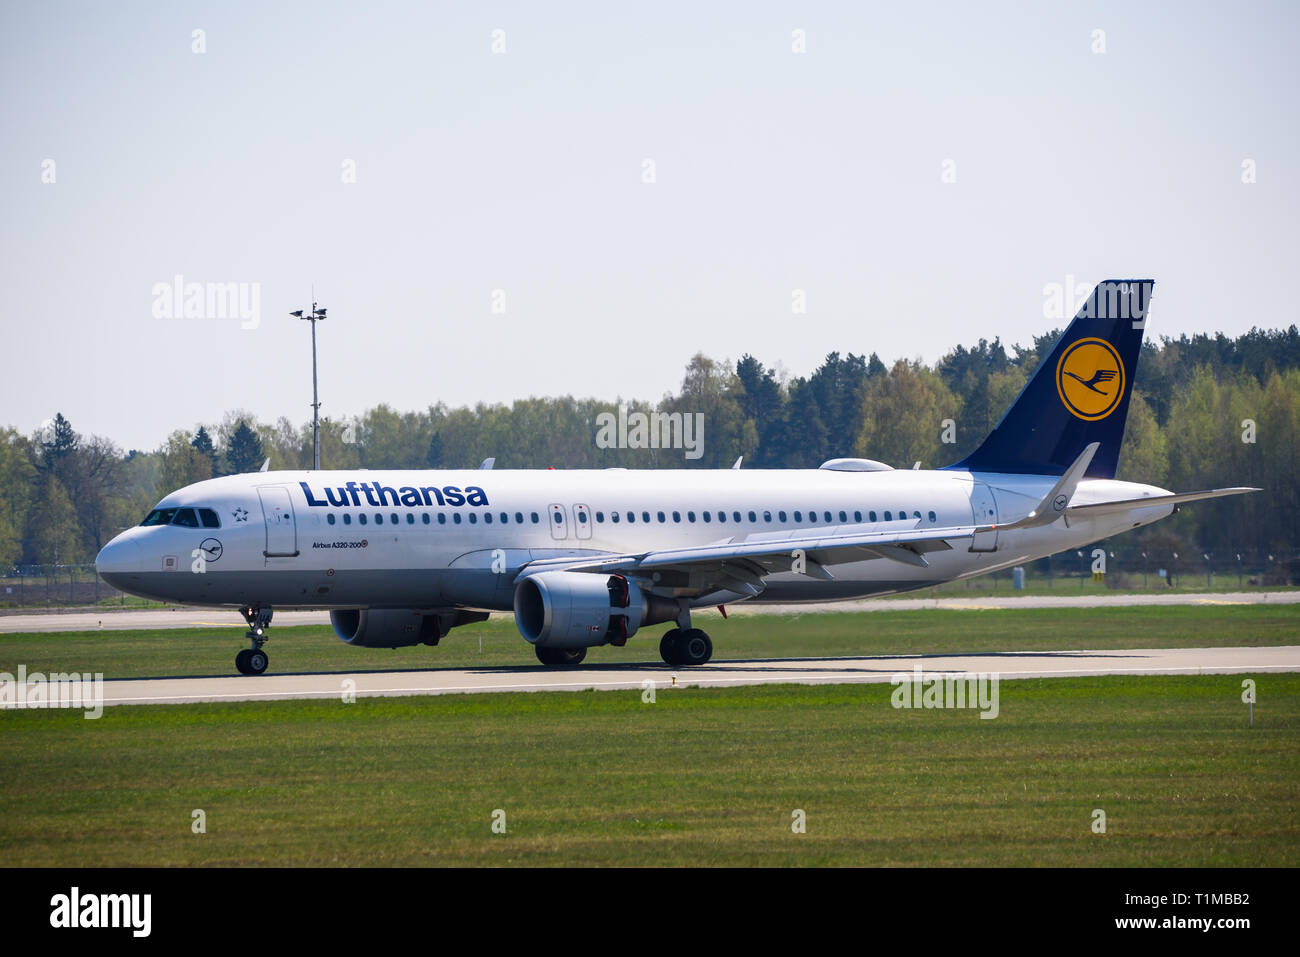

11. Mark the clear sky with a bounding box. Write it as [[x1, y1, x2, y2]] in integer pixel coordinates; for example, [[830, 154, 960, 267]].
[[2, 1, 1297, 451]]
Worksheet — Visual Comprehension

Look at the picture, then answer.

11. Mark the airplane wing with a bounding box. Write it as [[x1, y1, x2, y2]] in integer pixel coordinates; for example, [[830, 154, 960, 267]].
[[518, 522, 977, 596]]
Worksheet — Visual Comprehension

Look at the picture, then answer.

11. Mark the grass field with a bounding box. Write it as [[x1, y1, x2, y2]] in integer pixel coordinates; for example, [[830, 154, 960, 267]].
[[0, 603, 1296, 679], [1, 675, 1296, 866]]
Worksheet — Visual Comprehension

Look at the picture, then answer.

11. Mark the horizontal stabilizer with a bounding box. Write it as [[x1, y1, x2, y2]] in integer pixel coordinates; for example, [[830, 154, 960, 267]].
[[1066, 487, 1260, 520]]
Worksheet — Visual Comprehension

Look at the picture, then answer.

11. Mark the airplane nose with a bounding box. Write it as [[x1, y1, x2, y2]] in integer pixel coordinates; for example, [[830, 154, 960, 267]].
[[96, 535, 143, 586]]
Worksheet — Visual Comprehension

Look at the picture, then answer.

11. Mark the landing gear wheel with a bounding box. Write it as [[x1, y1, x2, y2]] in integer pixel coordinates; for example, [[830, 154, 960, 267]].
[[677, 629, 712, 666], [235, 648, 269, 675], [659, 629, 683, 666], [246, 649, 269, 675], [535, 646, 588, 666]]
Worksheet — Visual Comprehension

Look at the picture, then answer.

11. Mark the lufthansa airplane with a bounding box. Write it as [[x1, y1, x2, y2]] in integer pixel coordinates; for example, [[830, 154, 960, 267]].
[[97, 280, 1255, 674]]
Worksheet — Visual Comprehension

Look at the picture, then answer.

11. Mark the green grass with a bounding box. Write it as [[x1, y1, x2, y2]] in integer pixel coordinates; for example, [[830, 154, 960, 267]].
[[1, 675, 1296, 866], [0, 604, 1296, 679]]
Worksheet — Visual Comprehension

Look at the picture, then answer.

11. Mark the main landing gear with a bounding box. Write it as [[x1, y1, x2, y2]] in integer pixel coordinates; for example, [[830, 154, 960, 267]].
[[535, 646, 588, 666], [235, 605, 272, 676], [659, 603, 713, 666]]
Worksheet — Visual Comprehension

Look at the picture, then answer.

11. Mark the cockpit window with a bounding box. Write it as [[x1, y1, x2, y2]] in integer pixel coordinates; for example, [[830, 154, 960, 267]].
[[140, 506, 222, 528]]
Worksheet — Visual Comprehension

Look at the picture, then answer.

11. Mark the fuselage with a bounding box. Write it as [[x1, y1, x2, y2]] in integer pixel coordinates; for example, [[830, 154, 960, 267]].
[[95, 466, 1175, 611]]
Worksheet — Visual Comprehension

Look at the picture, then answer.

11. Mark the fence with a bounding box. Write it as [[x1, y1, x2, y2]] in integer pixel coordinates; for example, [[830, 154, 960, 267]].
[[0, 564, 146, 608]]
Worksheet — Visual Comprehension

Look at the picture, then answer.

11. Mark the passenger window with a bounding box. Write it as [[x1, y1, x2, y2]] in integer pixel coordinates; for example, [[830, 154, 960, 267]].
[[515, 512, 523, 523], [854, 511, 862, 522], [531, 513, 539, 523], [794, 511, 802, 522], [657, 511, 665, 523], [703, 512, 711, 523], [733, 511, 742, 523], [359, 514, 368, 525], [928, 511, 937, 522], [438, 514, 446, 525], [828, 511, 835, 523], [390, 514, 398, 524], [642, 511, 650, 523], [596, 511, 605, 523], [763, 510, 771, 522], [198, 508, 221, 528], [913, 511, 921, 520], [406, 514, 414, 524], [173, 508, 199, 528], [422, 513, 430, 525], [485, 513, 493, 524], [717, 511, 725, 524], [673, 511, 681, 523], [869, 511, 877, 522], [469, 513, 477, 524], [612, 512, 620, 523], [778, 511, 787, 522], [375, 513, 383, 524], [884, 511, 891, 521], [343, 514, 352, 525], [688, 511, 696, 523], [454, 513, 462, 524], [328, 514, 336, 526]]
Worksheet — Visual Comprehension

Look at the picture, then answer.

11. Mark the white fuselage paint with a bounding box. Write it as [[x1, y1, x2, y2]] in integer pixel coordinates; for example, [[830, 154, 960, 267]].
[[95, 467, 1174, 611]]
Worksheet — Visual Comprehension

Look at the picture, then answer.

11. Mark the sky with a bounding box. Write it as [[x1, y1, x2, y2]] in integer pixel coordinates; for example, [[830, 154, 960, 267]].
[[2, 0, 1297, 451]]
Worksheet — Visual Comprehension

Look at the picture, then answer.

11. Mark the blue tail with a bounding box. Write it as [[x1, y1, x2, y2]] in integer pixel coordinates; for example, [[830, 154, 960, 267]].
[[944, 279, 1153, 479]]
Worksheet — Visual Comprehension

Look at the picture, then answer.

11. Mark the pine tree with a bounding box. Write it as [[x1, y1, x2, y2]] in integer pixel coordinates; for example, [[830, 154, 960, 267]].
[[225, 421, 264, 474]]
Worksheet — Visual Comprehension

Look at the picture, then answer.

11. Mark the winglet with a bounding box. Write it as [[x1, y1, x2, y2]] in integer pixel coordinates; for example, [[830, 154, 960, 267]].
[[1000, 442, 1099, 530]]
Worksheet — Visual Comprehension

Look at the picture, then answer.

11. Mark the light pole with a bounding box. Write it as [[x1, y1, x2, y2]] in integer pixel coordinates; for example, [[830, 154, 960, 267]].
[[292, 302, 327, 470]]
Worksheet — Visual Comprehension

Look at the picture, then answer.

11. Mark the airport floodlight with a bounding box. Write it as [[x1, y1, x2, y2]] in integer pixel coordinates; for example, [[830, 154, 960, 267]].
[[294, 299, 328, 470]]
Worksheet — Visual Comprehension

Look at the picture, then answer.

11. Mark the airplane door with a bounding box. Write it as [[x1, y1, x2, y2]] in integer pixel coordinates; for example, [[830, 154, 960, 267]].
[[573, 504, 592, 540], [548, 504, 569, 540], [969, 483, 999, 552], [258, 486, 299, 557]]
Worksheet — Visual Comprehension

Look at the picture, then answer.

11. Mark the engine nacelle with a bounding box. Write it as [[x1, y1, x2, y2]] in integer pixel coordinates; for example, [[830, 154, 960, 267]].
[[331, 608, 489, 648], [513, 571, 677, 649]]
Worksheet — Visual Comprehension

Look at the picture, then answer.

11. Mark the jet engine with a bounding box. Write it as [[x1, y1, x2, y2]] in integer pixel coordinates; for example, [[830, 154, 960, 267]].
[[513, 571, 677, 649]]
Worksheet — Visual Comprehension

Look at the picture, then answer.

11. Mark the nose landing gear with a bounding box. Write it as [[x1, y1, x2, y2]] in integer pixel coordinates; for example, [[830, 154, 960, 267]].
[[235, 605, 272, 675]]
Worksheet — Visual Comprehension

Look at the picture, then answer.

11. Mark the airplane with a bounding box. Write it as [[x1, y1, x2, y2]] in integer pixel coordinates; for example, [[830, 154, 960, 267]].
[[96, 279, 1257, 675]]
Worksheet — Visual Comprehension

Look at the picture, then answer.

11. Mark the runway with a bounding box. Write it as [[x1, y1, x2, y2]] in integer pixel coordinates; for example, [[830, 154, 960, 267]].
[[10, 644, 1297, 709], [2, 589, 1297, 633]]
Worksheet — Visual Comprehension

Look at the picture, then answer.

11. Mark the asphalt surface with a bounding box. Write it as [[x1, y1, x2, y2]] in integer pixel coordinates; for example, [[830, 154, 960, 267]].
[[2, 590, 1297, 633], [6, 644, 1295, 709]]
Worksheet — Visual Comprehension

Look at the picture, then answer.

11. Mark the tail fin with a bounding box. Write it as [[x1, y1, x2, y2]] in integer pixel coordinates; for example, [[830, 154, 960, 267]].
[[944, 279, 1153, 479]]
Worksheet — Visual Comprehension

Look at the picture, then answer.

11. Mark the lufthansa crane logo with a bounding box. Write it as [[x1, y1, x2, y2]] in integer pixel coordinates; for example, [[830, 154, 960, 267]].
[[1055, 337, 1125, 420]]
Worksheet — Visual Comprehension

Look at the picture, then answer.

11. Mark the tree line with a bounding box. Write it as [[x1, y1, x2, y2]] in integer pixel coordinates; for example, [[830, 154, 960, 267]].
[[2, 326, 1297, 571]]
